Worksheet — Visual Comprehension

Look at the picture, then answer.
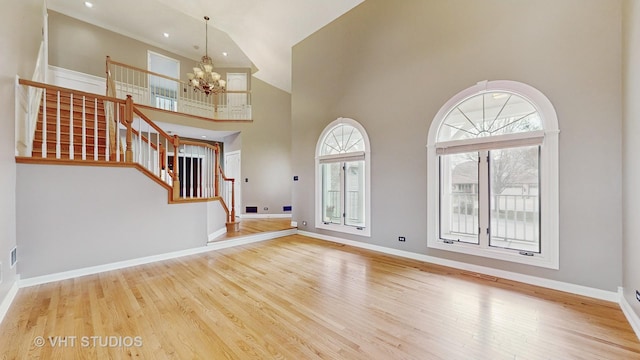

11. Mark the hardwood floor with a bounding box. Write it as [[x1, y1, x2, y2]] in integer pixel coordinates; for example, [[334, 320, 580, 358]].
[[2, 235, 639, 359]]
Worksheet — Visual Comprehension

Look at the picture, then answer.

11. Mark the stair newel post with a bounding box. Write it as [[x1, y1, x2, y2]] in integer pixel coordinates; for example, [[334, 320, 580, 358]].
[[230, 178, 236, 222], [214, 144, 220, 197], [124, 95, 134, 162], [172, 135, 181, 200]]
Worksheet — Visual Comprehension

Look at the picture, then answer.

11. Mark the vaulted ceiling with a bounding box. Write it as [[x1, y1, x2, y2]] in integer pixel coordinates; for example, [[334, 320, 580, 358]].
[[48, 0, 365, 93]]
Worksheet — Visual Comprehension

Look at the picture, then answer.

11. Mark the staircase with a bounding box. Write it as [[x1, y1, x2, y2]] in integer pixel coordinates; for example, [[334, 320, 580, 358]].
[[32, 89, 112, 160], [17, 78, 239, 233]]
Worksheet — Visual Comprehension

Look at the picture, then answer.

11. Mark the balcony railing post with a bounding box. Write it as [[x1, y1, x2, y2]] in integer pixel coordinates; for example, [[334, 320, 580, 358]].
[[172, 135, 181, 200], [214, 144, 220, 197], [124, 95, 134, 162], [230, 178, 236, 221]]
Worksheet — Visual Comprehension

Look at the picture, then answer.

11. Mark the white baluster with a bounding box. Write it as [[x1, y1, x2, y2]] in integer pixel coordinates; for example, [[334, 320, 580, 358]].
[[82, 96, 86, 160], [42, 88, 47, 158], [69, 94, 74, 159], [94, 98, 98, 161], [56, 91, 60, 159]]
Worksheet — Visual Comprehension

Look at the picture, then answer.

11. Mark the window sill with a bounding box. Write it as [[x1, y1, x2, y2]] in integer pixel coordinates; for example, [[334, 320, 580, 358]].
[[427, 238, 558, 269], [316, 222, 371, 237]]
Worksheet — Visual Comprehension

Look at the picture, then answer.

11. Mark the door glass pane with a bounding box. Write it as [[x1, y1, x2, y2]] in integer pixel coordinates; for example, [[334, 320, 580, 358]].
[[489, 146, 540, 252], [322, 162, 342, 224], [440, 152, 479, 244], [345, 160, 365, 227]]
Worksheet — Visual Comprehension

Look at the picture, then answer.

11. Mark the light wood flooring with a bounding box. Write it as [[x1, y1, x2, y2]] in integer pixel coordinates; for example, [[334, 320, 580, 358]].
[[1, 234, 639, 359], [210, 218, 296, 242]]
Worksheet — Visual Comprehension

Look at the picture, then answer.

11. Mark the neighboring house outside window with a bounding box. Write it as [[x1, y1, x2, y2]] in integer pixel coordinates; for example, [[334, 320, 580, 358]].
[[427, 80, 559, 269], [316, 118, 371, 237]]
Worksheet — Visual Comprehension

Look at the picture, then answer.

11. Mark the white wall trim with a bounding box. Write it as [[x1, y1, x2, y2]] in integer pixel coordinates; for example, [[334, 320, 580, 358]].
[[18, 228, 296, 289], [208, 227, 227, 242], [207, 229, 297, 250], [299, 231, 619, 303], [619, 287, 640, 340], [47, 65, 106, 95], [239, 213, 292, 219], [0, 281, 20, 325]]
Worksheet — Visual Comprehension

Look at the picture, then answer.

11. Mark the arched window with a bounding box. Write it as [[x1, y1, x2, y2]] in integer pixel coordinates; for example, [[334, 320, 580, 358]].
[[316, 118, 371, 236], [427, 80, 559, 269]]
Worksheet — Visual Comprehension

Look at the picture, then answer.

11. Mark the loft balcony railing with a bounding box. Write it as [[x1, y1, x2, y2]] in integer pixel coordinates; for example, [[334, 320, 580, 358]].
[[106, 56, 251, 121]]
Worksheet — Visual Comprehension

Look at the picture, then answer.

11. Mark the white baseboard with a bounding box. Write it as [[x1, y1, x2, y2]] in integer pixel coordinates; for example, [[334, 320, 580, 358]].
[[208, 227, 227, 241], [0, 281, 20, 325], [240, 213, 292, 219], [207, 229, 297, 250], [19, 246, 219, 287], [19, 228, 296, 289], [619, 287, 640, 341], [298, 231, 620, 303]]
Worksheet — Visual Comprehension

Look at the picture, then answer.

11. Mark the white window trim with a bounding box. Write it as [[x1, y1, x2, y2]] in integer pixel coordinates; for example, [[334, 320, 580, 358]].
[[427, 80, 559, 269], [315, 118, 371, 237]]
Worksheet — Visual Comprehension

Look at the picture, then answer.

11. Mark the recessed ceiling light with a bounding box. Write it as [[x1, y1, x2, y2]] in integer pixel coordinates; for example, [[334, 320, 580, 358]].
[[222, 52, 228, 57], [163, 33, 170, 38], [201, 135, 207, 138], [84, 1, 93, 8]]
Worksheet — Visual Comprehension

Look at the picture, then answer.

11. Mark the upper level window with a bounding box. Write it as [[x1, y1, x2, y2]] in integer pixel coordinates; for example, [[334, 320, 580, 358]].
[[316, 118, 371, 237], [427, 80, 559, 269]]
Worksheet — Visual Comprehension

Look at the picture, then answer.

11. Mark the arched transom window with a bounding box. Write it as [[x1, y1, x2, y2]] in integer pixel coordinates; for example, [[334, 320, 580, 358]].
[[427, 80, 559, 269], [316, 118, 371, 237]]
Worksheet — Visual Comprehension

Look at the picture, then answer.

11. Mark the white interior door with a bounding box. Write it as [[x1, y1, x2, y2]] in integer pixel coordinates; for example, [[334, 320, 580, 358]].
[[224, 150, 241, 218], [226, 73, 247, 117]]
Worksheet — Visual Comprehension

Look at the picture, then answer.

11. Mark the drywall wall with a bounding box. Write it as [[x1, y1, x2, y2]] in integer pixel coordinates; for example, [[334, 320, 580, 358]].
[[0, 0, 42, 306], [292, 0, 623, 291], [16, 164, 210, 278], [623, 0, 640, 319], [47, 10, 292, 216], [47, 11, 250, 84]]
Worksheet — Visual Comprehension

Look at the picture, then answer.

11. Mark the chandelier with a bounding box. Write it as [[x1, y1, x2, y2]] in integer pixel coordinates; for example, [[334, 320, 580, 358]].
[[187, 16, 226, 96]]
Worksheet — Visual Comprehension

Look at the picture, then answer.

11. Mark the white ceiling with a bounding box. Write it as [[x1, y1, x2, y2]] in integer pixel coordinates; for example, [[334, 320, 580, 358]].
[[47, 0, 365, 93]]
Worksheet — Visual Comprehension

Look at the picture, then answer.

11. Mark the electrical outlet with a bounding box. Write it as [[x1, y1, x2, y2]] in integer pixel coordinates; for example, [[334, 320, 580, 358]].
[[636, 290, 640, 303], [263, 207, 269, 211], [398, 236, 406, 242]]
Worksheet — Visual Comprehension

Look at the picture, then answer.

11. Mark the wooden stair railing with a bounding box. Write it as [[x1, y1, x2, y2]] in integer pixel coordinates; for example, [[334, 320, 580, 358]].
[[20, 78, 123, 161], [218, 165, 239, 231], [17, 79, 239, 233]]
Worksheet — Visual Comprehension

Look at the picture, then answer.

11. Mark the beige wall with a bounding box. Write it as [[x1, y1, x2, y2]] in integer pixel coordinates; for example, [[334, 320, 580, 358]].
[[16, 164, 212, 278], [0, 0, 42, 306], [292, 0, 623, 291], [48, 11, 251, 85], [623, 0, 640, 318], [48, 10, 292, 215]]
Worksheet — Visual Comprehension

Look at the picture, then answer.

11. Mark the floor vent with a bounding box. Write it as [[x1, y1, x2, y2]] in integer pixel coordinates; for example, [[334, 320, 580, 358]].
[[246, 206, 258, 213]]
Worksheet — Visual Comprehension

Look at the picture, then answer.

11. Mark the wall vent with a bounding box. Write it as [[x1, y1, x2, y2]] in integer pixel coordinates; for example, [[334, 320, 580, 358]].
[[246, 206, 258, 213], [10, 247, 17, 268]]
